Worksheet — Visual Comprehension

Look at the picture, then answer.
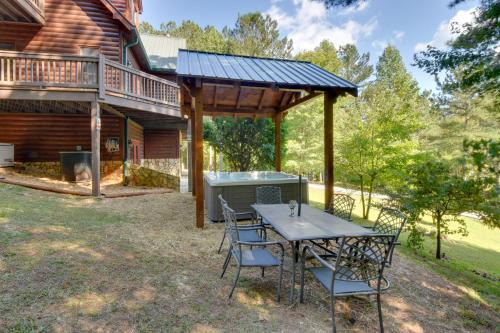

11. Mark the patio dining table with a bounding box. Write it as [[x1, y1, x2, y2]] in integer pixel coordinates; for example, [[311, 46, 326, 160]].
[[251, 203, 376, 303]]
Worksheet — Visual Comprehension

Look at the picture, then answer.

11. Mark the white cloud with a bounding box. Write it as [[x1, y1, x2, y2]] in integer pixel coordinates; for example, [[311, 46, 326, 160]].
[[338, 0, 370, 15], [371, 39, 388, 50], [393, 30, 405, 40], [414, 7, 476, 52], [266, 0, 377, 53]]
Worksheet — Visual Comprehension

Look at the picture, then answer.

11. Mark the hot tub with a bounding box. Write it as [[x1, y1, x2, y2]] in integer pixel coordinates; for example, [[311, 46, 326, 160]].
[[204, 171, 308, 222]]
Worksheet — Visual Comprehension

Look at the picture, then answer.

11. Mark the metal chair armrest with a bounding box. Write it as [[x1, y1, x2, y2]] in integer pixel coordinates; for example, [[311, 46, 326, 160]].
[[302, 245, 336, 271], [235, 211, 255, 217], [236, 240, 284, 258], [379, 276, 391, 292], [237, 225, 265, 230]]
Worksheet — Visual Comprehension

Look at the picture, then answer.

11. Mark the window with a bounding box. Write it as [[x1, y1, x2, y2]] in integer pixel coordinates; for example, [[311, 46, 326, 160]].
[[79, 47, 99, 84], [0, 42, 15, 50]]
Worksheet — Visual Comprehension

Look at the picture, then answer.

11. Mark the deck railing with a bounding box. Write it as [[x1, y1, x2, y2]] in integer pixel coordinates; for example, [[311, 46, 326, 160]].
[[0, 51, 180, 108], [103, 58, 179, 106], [0, 51, 98, 88], [27, 0, 45, 15]]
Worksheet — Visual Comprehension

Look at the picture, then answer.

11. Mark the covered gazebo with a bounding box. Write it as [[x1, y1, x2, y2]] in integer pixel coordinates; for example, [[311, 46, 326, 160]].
[[176, 50, 358, 228]]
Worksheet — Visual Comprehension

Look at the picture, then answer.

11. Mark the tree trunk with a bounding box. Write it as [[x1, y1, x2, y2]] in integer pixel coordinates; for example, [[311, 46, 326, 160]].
[[436, 214, 442, 259], [359, 175, 367, 219], [365, 176, 375, 219]]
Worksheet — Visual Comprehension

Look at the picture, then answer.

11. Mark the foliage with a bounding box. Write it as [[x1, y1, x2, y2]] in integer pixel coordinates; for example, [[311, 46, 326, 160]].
[[139, 20, 227, 53], [337, 46, 425, 219], [396, 156, 490, 259], [284, 42, 373, 179], [419, 87, 499, 161], [222, 12, 293, 58], [414, 0, 500, 94], [337, 44, 374, 86], [204, 117, 285, 171], [462, 138, 500, 228], [315, 0, 362, 7]]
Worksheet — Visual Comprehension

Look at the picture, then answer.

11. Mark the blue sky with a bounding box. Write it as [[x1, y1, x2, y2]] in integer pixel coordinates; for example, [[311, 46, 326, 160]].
[[140, 0, 478, 92]]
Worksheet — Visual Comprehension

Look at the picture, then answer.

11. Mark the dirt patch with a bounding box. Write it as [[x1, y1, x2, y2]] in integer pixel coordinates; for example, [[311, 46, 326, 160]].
[[0, 184, 498, 332], [0, 168, 172, 197]]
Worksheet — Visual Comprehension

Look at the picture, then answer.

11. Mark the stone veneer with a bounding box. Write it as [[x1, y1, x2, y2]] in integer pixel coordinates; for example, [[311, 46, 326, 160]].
[[15, 161, 124, 183], [128, 164, 180, 191], [13, 160, 180, 191], [142, 158, 180, 177]]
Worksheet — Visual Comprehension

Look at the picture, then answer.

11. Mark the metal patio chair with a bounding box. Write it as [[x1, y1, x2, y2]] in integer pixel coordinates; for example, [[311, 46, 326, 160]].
[[300, 235, 395, 333], [367, 207, 407, 266], [220, 203, 285, 300], [217, 194, 264, 254], [256, 186, 282, 205], [310, 193, 356, 254], [327, 193, 355, 222], [255, 186, 282, 227]]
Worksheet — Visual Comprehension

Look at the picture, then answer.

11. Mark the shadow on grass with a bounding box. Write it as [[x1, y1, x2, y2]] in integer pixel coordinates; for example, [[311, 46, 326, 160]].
[[1, 184, 498, 332]]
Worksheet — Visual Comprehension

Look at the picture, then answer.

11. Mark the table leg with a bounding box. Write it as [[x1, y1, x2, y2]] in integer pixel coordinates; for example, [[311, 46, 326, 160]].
[[289, 240, 299, 303]]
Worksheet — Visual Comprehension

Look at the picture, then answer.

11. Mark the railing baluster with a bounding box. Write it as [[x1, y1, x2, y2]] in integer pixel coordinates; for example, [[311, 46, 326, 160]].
[[7, 59, 11, 81], [1, 58, 4, 82]]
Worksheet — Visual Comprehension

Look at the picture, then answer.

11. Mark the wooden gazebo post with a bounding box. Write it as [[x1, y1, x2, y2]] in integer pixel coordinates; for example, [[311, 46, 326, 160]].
[[274, 113, 282, 172], [324, 90, 337, 210], [194, 86, 204, 228]]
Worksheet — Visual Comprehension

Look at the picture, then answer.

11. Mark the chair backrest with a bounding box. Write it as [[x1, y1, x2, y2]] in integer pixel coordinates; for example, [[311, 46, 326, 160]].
[[373, 207, 407, 241], [221, 203, 239, 246], [328, 193, 355, 221], [334, 235, 395, 286], [256, 186, 282, 204]]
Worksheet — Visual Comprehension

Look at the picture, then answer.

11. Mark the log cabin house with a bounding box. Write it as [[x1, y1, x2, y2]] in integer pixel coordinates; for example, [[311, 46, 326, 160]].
[[0, 0, 187, 194]]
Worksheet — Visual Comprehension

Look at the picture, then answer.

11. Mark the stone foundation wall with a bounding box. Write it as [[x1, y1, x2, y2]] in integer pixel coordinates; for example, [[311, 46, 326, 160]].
[[15, 161, 124, 183], [128, 164, 180, 191], [142, 158, 180, 177]]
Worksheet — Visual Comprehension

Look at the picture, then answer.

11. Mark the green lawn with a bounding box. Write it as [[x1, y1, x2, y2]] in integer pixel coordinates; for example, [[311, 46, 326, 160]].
[[309, 186, 500, 310]]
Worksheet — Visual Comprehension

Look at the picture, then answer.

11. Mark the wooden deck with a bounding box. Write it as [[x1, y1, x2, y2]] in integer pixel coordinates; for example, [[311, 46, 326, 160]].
[[0, 50, 181, 116], [0, 0, 45, 24]]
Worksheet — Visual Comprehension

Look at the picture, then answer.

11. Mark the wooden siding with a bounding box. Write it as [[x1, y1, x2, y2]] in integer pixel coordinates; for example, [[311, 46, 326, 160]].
[[0, 0, 122, 62], [144, 130, 179, 159], [128, 119, 143, 159], [0, 113, 124, 162]]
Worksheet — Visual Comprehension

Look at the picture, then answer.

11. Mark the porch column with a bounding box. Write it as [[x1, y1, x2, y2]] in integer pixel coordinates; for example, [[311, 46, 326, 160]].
[[91, 100, 101, 197], [274, 113, 282, 172], [194, 87, 204, 228], [324, 91, 336, 210], [187, 118, 193, 193], [191, 109, 196, 197]]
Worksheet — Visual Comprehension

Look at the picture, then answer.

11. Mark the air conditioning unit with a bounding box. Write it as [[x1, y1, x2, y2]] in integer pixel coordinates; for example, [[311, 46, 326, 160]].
[[0, 143, 14, 167]]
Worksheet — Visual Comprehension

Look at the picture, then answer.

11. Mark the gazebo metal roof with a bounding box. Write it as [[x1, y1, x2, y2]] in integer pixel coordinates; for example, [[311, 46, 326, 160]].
[[176, 50, 358, 96]]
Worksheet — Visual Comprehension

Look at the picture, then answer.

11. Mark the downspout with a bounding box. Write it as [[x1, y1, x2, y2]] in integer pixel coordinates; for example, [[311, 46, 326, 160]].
[[124, 116, 129, 186], [122, 28, 138, 185], [122, 27, 139, 65]]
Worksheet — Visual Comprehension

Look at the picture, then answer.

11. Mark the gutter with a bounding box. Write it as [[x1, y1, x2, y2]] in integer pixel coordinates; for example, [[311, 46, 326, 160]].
[[123, 27, 139, 65], [122, 29, 138, 185]]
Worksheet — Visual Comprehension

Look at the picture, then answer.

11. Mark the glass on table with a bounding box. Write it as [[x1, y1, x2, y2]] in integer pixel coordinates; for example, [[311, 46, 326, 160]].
[[289, 200, 297, 217]]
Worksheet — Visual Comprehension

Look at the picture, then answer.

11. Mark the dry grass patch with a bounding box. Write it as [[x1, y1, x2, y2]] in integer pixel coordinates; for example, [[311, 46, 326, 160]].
[[0, 183, 498, 332]]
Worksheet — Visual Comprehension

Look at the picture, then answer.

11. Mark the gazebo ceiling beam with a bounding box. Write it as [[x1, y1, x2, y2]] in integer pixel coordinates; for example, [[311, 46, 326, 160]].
[[236, 86, 243, 109], [279, 92, 322, 113], [258, 89, 266, 110], [202, 105, 277, 115]]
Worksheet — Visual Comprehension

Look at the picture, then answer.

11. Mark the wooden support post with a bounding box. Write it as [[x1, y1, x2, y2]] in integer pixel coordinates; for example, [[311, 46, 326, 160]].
[[187, 118, 193, 193], [194, 87, 204, 228], [324, 91, 336, 210], [91, 100, 101, 197], [191, 109, 196, 197], [274, 113, 282, 172]]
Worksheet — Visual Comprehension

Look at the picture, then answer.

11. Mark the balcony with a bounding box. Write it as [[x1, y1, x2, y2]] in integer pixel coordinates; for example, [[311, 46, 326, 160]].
[[0, 0, 45, 24], [0, 50, 181, 117]]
